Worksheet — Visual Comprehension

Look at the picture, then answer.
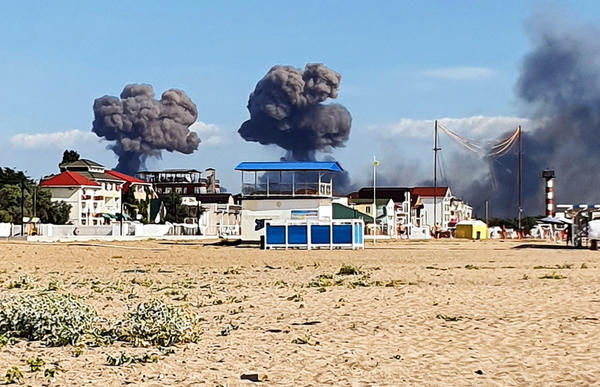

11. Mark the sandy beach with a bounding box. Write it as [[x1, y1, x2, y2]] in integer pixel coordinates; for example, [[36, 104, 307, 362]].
[[0, 239, 598, 386]]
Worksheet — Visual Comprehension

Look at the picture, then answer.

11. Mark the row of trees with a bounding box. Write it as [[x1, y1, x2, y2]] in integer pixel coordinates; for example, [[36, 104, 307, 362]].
[[0, 168, 71, 224]]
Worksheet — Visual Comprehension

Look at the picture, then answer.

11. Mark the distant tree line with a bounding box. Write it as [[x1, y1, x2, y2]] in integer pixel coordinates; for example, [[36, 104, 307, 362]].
[[0, 168, 71, 224]]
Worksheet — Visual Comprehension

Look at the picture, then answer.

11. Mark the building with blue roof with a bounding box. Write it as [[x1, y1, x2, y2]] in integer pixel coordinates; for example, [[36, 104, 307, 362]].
[[235, 161, 344, 241]]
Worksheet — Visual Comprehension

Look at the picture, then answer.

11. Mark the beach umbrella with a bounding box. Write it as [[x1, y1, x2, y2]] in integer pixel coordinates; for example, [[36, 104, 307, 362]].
[[539, 216, 567, 225]]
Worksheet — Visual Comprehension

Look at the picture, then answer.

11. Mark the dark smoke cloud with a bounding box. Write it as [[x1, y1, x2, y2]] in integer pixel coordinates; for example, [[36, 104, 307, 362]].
[[484, 15, 600, 216], [379, 15, 600, 218], [238, 63, 352, 161], [92, 84, 199, 175]]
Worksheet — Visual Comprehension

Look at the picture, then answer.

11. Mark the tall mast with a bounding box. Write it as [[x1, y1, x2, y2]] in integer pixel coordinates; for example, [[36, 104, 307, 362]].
[[433, 120, 439, 230], [518, 125, 522, 232]]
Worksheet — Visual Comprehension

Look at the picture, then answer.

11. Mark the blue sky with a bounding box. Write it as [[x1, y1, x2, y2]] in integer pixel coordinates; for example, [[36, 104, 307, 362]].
[[1, 1, 598, 193]]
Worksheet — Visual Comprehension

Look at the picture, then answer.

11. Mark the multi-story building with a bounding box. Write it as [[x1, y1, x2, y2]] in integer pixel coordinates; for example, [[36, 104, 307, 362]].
[[59, 159, 125, 217], [42, 159, 155, 225], [136, 168, 221, 197], [449, 196, 473, 227], [411, 187, 452, 229], [347, 197, 396, 235], [350, 187, 417, 233], [40, 171, 105, 226], [350, 186, 465, 232]]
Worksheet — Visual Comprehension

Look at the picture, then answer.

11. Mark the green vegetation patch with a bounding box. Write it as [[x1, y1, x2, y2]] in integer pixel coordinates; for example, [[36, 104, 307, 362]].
[[337, 264, 361, 276], [116, 299, 202, 347], [106, 352, 159, 366], [0, 293, 97, 346], [539, 272, 566, 280]]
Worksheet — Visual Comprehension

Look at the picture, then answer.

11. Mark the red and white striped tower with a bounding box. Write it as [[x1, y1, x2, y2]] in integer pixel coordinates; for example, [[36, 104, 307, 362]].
[[542, 170, 555, 217]]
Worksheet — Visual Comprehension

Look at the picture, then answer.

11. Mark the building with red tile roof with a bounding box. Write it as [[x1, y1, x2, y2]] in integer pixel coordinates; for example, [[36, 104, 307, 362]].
[[40, 171, 100, 188]]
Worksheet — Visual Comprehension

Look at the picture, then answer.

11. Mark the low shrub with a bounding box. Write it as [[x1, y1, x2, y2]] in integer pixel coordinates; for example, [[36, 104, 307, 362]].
[[0, 293, 97, 346], [337, 264, 361, 276], [116, 299, 202, 347]]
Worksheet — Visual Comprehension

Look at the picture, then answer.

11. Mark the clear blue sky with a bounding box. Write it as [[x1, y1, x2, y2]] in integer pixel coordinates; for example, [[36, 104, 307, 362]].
[[1, 1, 598, 191]]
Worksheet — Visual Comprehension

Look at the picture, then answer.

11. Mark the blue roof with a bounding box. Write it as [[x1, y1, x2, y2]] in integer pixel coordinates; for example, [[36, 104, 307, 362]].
[[235, 161, 343, 172]]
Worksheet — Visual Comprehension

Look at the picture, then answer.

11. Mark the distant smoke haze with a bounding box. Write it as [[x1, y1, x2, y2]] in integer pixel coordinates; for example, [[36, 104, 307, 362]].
[[92, 84, 199, 175], [375, 14, 600, 218], [490, 14, 600, 216]]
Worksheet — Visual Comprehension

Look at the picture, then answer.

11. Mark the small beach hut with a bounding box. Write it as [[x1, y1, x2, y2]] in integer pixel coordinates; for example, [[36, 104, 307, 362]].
[[455, 220, 488, 240]]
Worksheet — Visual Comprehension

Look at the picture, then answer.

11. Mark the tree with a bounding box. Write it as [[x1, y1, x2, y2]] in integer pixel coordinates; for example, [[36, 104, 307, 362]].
[[160, 192, 189, 223], [0, 168, 71, 225], [60, 150, 80, 165]]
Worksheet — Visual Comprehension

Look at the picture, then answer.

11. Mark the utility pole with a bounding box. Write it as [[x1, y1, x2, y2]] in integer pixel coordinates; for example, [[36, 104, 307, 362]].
[[373, 156, 379, 244], [32, 181, 37, 218], [119, 185, 123, 236], [518, 125, 522, 234], [433, 120, 440, 233], [20, 179, 24, 237], [485, 200, 489, 225], [196, 200, 201, 235]]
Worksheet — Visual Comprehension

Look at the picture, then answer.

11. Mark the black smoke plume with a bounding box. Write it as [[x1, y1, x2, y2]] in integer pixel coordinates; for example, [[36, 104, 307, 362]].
[[239, 63, 352, 161], [92, 84, 199, 175], [480, 16, 600, 216]]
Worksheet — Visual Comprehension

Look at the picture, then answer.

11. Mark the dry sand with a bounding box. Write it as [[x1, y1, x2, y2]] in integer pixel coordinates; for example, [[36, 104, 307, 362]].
[[0, 239, 599, 386]]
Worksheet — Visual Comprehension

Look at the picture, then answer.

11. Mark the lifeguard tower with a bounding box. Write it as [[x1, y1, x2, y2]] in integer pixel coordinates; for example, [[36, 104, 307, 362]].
[[235, 161, 363, 249]]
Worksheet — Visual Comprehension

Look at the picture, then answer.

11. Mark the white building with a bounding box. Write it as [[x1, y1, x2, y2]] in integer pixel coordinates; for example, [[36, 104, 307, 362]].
[[40, 171, 107, 226], [411, 187, 452, 230]]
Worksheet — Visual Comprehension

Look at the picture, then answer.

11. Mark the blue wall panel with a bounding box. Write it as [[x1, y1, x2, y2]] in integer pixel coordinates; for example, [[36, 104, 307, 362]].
[[333, 225, 352, 244], [288, 225, 308, 244], [311, 225, 330, 244], [266, 225, 285, 244]]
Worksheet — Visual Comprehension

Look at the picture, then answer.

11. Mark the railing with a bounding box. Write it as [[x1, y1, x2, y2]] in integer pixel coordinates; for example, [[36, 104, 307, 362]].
[[242, 182, 332, 197], [218, 224, 240, 237]]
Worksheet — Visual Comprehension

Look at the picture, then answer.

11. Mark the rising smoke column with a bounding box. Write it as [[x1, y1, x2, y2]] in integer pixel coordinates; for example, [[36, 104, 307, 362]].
[[238, 63, 352, 161], [491, 16, 600, 215], [433, 16, 600, 217], [92, 84, 200, 175]]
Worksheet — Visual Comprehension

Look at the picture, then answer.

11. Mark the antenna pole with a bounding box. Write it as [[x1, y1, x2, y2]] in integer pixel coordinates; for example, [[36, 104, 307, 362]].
[[518, 125, 522, 234]]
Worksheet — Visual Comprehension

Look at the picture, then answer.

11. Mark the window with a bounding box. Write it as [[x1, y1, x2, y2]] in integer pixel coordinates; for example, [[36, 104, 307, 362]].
[[164, 187, 172, 194], [365, 206, 371, 214], [175, 187, 182, 194], [194, 187, 202, 194]]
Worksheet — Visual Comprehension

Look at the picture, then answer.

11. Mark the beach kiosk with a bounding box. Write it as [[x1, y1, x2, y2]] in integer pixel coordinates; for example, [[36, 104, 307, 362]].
[[455, 219, 488, 240], [235, 161, 364, 249]]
